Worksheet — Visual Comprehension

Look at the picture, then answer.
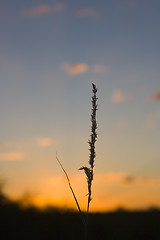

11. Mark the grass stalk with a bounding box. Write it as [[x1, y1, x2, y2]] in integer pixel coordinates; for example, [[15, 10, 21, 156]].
[[79, 83, 98, 238], [57, 83, 98, 240]]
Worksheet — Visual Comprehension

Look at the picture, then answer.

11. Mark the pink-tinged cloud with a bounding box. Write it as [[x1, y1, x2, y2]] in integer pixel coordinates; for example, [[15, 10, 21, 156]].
[[62, 62, 89, 75], [111, 89, 125, 103], [22, 4, 52, 17], [92, 64, 110, 73], [0, 152, 24, 161], [92, 64, 105, 73], [77, 8, 97, 18], [37, 138, 53, 147], [52, 3, 65, 11], [149, 90, 160, 102], [22, 3, 65, 17]]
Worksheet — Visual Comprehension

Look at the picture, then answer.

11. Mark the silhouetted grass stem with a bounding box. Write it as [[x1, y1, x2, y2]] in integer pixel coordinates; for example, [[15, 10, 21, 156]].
[[57, 84, 98, 240], [79, 83, 98, 239], [56, 154, 86, 229]]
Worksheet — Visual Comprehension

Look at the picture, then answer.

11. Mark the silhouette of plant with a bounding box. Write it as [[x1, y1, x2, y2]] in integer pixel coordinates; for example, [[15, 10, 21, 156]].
[[57, 83, 98, 240]]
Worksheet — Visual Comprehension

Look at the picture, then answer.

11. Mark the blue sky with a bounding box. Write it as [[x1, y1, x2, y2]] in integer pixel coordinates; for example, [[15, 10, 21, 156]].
[[0, 0, 160, 211]]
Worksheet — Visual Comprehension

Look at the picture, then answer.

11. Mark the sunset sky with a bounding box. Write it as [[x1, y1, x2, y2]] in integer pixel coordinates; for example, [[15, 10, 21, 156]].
[[0, 0, 160, 212]]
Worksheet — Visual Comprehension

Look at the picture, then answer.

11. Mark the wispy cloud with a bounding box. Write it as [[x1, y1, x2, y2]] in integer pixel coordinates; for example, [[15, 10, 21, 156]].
[[52, 3, 65, 12], [111, 89, 125, 103], [62, 62, 89, 75], [92, 64, 109, 73], [77, 8, 97, 18], [149, 90, 160, 102], [0, 152, 24, 161], [62, 62, 110, 75], [93, 172, 160, 185], [22, 3, 65, 17], [37, 138, 53, 147], [22, 4, 52, 17]]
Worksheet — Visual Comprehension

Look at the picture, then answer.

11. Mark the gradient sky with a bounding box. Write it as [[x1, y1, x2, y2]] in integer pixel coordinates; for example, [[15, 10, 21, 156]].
[[0, 0, 160, 212]]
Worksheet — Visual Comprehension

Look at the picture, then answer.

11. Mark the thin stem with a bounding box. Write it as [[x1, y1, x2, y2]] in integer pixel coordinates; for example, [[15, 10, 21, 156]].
[[56, 154, 86, 230]]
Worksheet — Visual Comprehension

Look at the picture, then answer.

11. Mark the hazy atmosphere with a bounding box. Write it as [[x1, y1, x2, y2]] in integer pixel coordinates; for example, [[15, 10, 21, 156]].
[[0, 0, 160, 212]]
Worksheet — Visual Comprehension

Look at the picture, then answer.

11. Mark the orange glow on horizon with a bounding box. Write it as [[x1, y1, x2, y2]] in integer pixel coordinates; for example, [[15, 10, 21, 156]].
[[3, 172, 160, 212], [16, 192, 160, 213]]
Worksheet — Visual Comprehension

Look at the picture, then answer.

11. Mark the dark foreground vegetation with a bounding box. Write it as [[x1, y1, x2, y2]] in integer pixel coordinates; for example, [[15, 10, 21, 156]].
[[0, 191, 160, 240]]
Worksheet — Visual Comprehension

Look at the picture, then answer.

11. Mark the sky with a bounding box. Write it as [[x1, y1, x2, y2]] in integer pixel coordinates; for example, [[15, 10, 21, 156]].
[[0, 0, 160, 212]]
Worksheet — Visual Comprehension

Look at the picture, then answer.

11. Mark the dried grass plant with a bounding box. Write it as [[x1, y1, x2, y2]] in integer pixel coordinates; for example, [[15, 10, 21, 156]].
[[57, 83, 98, 240]]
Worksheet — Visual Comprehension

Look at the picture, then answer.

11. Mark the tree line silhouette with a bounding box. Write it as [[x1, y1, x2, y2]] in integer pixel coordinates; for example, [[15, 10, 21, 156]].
[[0, 189, 160, 240]]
